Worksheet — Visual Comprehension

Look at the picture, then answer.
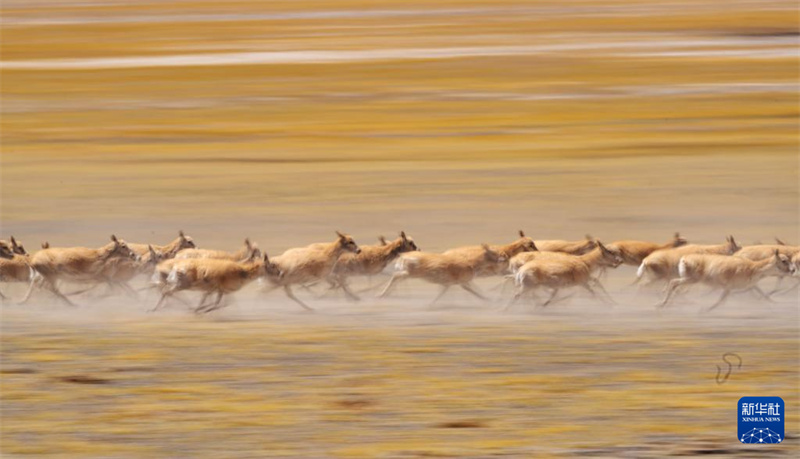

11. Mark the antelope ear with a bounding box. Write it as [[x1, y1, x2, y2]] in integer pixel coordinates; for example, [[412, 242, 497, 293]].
[[481, 243, 491, 251], [674, 232, 680, 239], [10, 236, 17, 246], [400, 231, 407, 240], [263, 252, 269, 263], [598, 240, 609, 252], [179, 230, 186, 239], [41, 241, 49, 249], [148, 244, 157, 257], [775, 237, 786, 245], [336, 230, 345, 239], [244, 238, 252, 249], [519, 230, 525, 238], [585, 234, 593, 241], [111, 234, 119, 243]]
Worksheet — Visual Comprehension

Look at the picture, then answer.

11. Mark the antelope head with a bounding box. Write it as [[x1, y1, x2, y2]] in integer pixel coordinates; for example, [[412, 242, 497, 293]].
[[772, 249, 794, 276], [261, 253, 283, 279], [482, 243, 508, 265], [597, 241, 623, 268], [9, 236, 26, 255], [580, 234, 598, 254], [145, 245, 165, 266], [336, 231, 361, 254], [672, 232, 688, 248], [399, 231, 419, 252], [178, 230, 196, 250], [725, 235, 741, 254], [517, 230, 538, 252], [109, 235, 137, 260], [0, 241, 14, 260]]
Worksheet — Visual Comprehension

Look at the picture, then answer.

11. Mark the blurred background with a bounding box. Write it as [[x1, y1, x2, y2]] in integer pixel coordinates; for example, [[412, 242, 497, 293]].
[[1, 1, 798, 457]]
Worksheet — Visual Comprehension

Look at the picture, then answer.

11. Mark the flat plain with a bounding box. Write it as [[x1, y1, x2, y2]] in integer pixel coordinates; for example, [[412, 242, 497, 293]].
[[1, 0, 798, 457]]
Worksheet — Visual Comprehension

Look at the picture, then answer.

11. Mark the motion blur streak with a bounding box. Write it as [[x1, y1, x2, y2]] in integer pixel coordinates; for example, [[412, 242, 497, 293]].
[[1, 0, 798, 457]]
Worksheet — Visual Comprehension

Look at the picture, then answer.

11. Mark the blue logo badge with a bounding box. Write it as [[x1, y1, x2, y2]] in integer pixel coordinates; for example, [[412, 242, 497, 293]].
[[738, 396, 784, 444]]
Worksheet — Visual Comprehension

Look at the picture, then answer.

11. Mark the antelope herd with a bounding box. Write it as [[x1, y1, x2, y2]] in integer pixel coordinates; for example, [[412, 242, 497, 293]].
[[0, 231, 798, 314]]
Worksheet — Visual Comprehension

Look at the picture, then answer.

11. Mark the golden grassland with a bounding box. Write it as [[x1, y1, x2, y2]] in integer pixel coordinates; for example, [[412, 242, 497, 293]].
[[1, 308, 798, 458], [1, 1, 799, 456]]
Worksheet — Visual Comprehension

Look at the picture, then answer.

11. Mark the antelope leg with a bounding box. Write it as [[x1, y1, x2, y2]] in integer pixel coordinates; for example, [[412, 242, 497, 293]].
[[284, 285, 314, 311], [706, 289, 731, 312], [541, 288, 560, 307], [378, 272, 408, 298], [460, 282, 487, 301], [429, 285, 450, 306]]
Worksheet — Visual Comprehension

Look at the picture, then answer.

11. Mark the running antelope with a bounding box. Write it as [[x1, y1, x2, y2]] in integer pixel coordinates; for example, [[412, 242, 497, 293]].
[[444, 230, 538, 277], [378, 245, 507, 304], [656, 250, 794, 310], [607, 233, 688, 266], [634, 236, 741, 287], [266, 232, 361, 311], [20, 235, 137, 306], [736, 242, 800, 293], [152, 252, 282, 314], [327, 231, 419, 300], [175, 238, 257, 261], [505, 241, 622, 310], [128, 230, 195, 259]]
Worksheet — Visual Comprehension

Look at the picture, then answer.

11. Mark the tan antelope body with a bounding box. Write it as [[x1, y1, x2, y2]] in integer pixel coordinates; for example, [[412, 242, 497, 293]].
[[20, 235, 136, 306], [635, 236, 740, 285], [175, 239, 256, 261], [444, 231, 537, 277], [736, 244, 800, 262], [607, 233, 688, 266], [127, 231, 195, 259], [267, 232, 361, 310], [91, 245, 165, 296], [657, 251, 794, 310], [378, 244, 507, 304], [328, 232, 418, 300], [506, 242, 623, 309], [152, 253, 282, 314], [534, 236, 596, 255]]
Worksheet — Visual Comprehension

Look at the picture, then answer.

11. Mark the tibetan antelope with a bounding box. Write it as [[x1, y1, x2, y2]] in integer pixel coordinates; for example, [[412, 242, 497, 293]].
[[444, 230, 538, 277], [736, 242, 800, 294], [90, 245, 165, 297], [378, 244, 507, 304], [152, 252, 282, 314], [20, 235, 136, 306], [128, 230, 195, 259], [656, 250, 794, 310], [535, 235, 596, 255], [327, 231, 419, 300], [634, 236, 741, 287], [266, 232, 361, 311], [175, 238, 257, 261], [505, 241, 623, 310], [607, 233, 688, 267]]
